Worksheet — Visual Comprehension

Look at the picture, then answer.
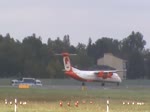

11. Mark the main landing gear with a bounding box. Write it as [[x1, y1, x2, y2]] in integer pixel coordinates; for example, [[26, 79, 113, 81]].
[[101, 82, 105, 86], [82, 82, 87, 91], [117, 82, 120, 86]]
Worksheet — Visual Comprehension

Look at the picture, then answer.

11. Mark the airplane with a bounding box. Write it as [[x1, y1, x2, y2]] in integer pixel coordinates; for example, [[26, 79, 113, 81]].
[[57, 52, 122, 86]]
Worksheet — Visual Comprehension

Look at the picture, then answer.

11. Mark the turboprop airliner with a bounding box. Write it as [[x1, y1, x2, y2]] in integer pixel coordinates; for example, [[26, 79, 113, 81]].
[[57, 52, 122, 86]]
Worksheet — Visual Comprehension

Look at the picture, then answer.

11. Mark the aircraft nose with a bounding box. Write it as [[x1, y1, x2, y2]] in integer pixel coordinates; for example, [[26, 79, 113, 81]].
[[113, 73, 122, 83], [118, 76, 122, 83]]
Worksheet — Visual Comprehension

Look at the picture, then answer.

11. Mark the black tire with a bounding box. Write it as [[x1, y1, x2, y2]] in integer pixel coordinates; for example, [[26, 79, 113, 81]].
[[117, 82, 120, 86], [82, 82, 85, 86], [101, 83, 105, 86]]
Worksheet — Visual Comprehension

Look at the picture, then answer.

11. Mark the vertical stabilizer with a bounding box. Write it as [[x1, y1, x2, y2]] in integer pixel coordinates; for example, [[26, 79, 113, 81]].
[[62, 53, 72, 72]]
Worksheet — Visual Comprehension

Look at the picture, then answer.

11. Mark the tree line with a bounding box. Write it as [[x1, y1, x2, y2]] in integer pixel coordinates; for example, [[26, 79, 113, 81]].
[[0, 31, 150, 79]]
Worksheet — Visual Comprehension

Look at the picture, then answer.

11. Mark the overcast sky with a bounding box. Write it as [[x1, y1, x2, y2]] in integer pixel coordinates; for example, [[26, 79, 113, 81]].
[[0, 0, 150, 48]]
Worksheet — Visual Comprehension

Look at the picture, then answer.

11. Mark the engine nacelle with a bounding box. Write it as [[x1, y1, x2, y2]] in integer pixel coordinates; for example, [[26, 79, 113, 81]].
[[97, 72, 113, 79]]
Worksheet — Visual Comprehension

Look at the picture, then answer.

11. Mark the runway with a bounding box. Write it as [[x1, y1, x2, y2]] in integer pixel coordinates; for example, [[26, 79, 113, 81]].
[[0, 79, 150, 90]]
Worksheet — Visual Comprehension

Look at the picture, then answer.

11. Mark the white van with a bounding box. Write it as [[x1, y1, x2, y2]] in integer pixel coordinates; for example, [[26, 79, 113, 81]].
[[35, 79, 42, 86], [11, 80, 19, 86]]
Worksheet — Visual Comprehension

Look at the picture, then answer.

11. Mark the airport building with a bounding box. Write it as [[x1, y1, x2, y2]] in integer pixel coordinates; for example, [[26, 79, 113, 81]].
[[97, 53, 127, 79]]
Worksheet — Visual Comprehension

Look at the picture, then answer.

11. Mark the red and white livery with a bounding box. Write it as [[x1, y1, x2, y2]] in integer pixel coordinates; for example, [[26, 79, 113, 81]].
[[60, 52, 122, 86]]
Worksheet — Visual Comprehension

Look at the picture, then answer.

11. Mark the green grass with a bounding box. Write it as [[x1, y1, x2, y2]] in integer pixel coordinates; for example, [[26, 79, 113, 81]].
[[0, 86, 150, 112]]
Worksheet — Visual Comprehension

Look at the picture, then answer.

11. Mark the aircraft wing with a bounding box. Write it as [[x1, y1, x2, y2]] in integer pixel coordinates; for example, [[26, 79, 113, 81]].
[[94, 69, 126, 73]]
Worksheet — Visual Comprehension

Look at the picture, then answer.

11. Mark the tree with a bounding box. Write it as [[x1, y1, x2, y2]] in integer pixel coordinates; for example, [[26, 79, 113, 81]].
[[22, 34, 43, 59], [22, 34, 45, 77], [127, 52, 145, 79], [71, 43, 94, 69], [143, 49, 150, 79], [92, 37, 121, 61], [121, 31, 146, 79], [121, 31, 146, 59], [63, 35, 70, 51], [0, 34, 23, 77]]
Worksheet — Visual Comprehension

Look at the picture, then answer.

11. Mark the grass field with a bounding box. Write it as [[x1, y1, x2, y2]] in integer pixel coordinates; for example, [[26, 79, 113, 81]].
[[0, 79, 150, 112]]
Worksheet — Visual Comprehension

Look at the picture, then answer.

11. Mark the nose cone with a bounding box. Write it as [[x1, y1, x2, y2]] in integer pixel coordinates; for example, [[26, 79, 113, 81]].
[[118, 76, 122, 83], [113, 73, 122, 83]]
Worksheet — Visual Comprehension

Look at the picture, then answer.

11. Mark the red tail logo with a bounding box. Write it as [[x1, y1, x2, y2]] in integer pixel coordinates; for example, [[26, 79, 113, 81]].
[[63, 56, 72, 71]]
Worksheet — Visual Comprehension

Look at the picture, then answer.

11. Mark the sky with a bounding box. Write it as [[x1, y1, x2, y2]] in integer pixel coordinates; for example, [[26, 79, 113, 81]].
[[0, 0, 150, 48]]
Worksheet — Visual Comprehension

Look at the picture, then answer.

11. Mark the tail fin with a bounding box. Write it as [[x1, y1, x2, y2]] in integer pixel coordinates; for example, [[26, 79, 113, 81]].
[[62, 53, 72, 72], [56, 53, 76, 72]]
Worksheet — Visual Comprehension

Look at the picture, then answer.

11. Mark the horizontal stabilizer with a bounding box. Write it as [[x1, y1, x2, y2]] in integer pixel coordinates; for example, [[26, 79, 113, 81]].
[[55, 52, 77, 56]]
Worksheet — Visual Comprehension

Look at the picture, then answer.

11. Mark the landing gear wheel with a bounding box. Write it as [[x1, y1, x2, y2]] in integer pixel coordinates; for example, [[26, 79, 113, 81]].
[[82, 82, 85, 86], [82, 82, 86, 91], [101, 82, 105, 86], [117, 82, 119, 86]]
